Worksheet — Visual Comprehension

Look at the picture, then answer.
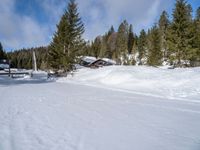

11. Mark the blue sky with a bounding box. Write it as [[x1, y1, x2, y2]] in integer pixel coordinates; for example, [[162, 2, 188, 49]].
[[0, 0, 199, 51]]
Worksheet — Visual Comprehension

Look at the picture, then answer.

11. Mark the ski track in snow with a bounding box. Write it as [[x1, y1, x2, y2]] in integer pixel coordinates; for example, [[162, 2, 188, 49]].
[[0, 71, 200, 150]]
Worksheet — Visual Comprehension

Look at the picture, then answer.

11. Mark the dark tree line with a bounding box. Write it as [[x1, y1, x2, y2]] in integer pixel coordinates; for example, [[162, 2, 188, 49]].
[[7, 46, 48, 69], [0, 42, 7, 60]]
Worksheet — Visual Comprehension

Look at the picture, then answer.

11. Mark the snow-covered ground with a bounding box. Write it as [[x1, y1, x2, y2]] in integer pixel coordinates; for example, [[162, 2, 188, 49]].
[[59, 66, 200, 101], [0, 66, 200, 150]]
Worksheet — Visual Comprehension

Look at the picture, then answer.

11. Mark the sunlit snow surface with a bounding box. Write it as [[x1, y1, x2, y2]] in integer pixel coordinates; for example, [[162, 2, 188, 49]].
[[0, 66, 200, 150], [59, 66, 200, 101]]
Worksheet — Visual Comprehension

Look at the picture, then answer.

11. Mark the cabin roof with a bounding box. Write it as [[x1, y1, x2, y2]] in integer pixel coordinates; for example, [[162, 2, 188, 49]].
[[101, 58, 116, 65], [81, 56, 97, 64], [80, 56, 116, 68]]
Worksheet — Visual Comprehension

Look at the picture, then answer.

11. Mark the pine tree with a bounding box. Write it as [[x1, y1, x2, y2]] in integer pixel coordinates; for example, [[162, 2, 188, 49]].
[[147, 25, 162, 66], [48, 15, 68, 70], [98, 26, 115, 58], [137, 29, 147, 65], [0, 42, 4, 59], [115, 20, 129, 64], [108, 26, 115, 36], [168, 0, 192, 67], [105, 26, 115, 58], [107, 32, 117, 59], [186, 4, 193, 21], [98, 36, 107, 58], [196, 7, 200, 61], [196, 7, 200, 21], [0, 42, 6, 60], [48, 0, 84, 72], [128, 24, 134, 54], [159, 11, 170, 61], [91, 36, 101, 58], [66, 0, 84, 48], [189, 7, 200, 66]]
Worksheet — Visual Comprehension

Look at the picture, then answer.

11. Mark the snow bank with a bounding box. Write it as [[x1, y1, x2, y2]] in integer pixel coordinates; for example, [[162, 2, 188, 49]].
[[58, 66, 200, 101], [0, 71, 48, 82], [31, 71, 48, 80]]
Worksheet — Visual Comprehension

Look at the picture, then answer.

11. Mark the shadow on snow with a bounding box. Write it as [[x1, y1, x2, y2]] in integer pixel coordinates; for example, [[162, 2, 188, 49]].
[[0, 76, 55, 87]]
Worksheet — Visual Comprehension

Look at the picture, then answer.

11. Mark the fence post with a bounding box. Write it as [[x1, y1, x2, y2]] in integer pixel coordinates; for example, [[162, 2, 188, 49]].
[[8, 60, 11, 77]]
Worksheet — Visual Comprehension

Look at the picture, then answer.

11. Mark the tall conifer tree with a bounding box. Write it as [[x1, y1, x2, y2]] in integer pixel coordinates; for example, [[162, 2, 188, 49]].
[[115, 20, 129, 64], [196, 7, 200, 21], [168, 0, 192, 66], [128, 24, 134, 54], [138, 29, 147, 65], [48, 0, 84, 72], [0, 42, 6, 60], [190, 7, 200, 65], [147, 26, 162, 66], [91, 37, 101, 58], [159, 11, 170, 60], [101, 26, 115, 58]]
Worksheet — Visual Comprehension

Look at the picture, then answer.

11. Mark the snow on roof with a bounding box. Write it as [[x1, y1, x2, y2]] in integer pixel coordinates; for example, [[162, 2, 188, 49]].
[[80, 56, 116, 66], [81, 56, 97, 63], [101, 58, 116, 65]]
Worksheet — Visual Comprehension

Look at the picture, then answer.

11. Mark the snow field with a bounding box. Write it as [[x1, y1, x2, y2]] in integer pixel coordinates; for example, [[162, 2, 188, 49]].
[[59, 66, 200, 101], [0, 66, 200, 150]]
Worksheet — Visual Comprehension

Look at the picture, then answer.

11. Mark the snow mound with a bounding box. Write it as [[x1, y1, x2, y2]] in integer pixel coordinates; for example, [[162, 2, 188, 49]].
[[31, 71, 48, 80], [58, 66, 200, 101]]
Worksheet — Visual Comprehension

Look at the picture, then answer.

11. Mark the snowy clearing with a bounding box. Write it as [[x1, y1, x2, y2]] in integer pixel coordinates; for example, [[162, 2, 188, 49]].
[[0, 66, 200, 150], [59, 66, 200, 101]]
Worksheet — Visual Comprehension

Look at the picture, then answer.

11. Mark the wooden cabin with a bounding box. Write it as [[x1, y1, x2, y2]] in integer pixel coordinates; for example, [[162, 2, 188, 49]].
[[80, 56, 116, 69], [88, 58, 116, 68], [80, 56, 97, 67]]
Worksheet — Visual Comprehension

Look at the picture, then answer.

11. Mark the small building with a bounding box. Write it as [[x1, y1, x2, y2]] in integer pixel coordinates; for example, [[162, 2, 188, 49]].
[[88, 58, 116, 68], [80, 56, 116, 68], [0, 59, 9, 70], [80, 56, 97, 67]]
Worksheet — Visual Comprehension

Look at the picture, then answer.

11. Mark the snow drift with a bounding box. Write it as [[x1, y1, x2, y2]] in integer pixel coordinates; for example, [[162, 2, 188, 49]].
[[58, 66, 200, 101]]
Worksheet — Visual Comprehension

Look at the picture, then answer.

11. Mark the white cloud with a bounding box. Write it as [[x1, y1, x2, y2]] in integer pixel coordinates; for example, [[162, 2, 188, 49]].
[[0, 0, 50, 50], [77, 0, 174, 40], [38, 0, 66, 27], [0, 0, 174, 50]]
